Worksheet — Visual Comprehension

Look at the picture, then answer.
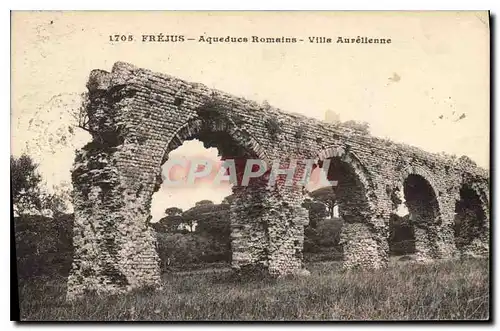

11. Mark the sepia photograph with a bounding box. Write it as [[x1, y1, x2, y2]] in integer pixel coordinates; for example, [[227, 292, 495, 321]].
[[11, 11, 490, 321]]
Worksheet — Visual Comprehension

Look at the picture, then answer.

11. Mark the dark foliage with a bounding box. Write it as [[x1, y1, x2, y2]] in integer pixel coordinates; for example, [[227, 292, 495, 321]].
[[154, 200, 232, 270], [14, 214, 74, 279], [309, 187, 337, 219], [389, 214, 416, 255], [11, 154, 43, 215]]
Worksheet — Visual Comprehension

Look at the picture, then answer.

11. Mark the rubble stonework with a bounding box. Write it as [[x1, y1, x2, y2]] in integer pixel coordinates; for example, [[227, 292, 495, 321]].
[[67, 62, 490, 299]]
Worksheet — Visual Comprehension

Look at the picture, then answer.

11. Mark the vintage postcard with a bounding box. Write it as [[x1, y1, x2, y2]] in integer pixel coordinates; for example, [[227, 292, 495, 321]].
[[11, 11, 490, 321]]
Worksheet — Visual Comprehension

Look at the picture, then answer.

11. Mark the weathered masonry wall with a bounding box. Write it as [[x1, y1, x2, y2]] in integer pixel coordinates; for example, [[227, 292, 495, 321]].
[[67, 62, 490, 299]]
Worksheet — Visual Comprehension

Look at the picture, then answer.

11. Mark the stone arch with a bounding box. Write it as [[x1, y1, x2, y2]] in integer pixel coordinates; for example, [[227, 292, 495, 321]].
[[312, 145, 376, 226], [152, 113, 282, 275], [161, 116, 270, 166], [311, 145, 386, 269], [396, 165, 442, 261], [454, 177, 489, 256], [315, 146, 376, 201], [397, 165, 443, 212], [461, 175, 490, 220], [152, 115, 271, 195]]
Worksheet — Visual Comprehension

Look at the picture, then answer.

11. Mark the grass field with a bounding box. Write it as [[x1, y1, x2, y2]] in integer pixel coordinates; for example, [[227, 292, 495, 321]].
[[17, 258, 489, 321]]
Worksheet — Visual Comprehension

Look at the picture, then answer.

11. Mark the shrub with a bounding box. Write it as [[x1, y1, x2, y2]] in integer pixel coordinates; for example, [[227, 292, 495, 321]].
[[14, 214, 74, 279], [156, 232, 230, 271]]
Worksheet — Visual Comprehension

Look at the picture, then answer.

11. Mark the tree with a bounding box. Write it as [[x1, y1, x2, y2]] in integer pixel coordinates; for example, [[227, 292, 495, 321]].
[[195, 200, 214, 207], [15, 213, 74, 278], [302, 198, 328, 228], [165, 207, 183, 216], [310, 187, 337, 219], [156, 232, 212, 267], [43, 181, 72, 218], [188, 203, 230, 237], [182, 202, 231, 258], [11, 154, 71, 217], [16, 92, 93, 215], [222, 194, 235, 205], [155, 200, 233, 268], [316, 217, 343, 247], [155, 207, 184, 233], [11, 154, 43, 215], [302, 198, 329, 253], [68, 92, 92, 134], [41, 190, 67, 218], [389, 214, 416, 255], [183, 202, 228, 235]]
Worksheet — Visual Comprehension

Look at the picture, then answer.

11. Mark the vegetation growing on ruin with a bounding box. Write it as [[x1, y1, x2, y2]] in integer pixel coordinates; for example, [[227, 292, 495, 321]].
[[265, 115, 282, 138]]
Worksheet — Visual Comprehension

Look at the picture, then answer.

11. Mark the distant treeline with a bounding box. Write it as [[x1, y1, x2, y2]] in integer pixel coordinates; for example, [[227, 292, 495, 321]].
[[14, 192, 416, 279]]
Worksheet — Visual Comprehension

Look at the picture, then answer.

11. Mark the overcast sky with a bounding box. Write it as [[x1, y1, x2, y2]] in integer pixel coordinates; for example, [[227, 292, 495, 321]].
[[11, 11, 489, 220]]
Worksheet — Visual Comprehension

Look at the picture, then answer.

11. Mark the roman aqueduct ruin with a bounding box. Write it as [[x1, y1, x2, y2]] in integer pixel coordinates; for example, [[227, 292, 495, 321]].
[[67, 62, 490, 299]]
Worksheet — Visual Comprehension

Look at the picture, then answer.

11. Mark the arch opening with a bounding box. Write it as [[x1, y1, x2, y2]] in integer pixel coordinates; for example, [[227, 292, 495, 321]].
[[388, 187, 416, 256], [321, 157, 371, 223], [150, 119, 268, 273], [403, 174, 439, 226], [400, 174, 440, 259], [302, 155, 372, 263], [388, 215, 416, 255], [454, 185, 487, 249]]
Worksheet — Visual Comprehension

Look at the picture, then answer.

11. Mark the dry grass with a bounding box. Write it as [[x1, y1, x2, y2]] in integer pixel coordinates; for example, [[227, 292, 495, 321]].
[[17, 258, 489, 321]]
